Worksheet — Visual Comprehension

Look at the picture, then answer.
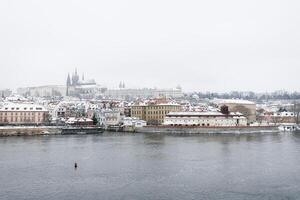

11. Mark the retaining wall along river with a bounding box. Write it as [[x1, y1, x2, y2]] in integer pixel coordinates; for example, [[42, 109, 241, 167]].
[[136, 126, 279, 134], [0, 125, 280, 136], [0, 126, 62, 136]]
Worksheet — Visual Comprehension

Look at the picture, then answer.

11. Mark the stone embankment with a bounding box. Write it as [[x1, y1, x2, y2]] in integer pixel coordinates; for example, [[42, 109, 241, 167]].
[[0, 125, 280, 136], [0, 126, 62, 136], [136, 125, 280, 134]]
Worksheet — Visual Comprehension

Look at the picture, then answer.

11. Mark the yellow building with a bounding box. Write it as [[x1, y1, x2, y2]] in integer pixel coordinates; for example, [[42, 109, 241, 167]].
[[131, 102, 181, 125]]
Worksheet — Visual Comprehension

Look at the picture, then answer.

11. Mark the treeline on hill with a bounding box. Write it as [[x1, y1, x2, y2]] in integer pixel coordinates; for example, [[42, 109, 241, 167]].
[[188, 91, 300, 101]]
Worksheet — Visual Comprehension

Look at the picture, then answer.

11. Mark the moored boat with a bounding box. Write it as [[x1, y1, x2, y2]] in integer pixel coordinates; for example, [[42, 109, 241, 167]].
[[61, 126, 104, 135], [278, 123, 297, 132]]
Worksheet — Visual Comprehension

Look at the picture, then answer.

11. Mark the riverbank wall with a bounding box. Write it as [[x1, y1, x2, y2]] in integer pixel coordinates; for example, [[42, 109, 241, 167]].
[[136, 125, 280, 134], [0, 126, 62, 136], [0, 125, 280, 136]]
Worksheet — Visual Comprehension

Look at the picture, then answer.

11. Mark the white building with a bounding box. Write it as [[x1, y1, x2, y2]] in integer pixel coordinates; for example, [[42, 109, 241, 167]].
[[104, 87, 183, 100], [122, 117, 146, 128], [96, 109, 122, 127], [17, 85, 66, 97], [164, 111, 247, 127]]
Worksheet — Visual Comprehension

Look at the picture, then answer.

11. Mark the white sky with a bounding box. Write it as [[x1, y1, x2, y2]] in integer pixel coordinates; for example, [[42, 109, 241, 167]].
[[0, 0, 299, 92]]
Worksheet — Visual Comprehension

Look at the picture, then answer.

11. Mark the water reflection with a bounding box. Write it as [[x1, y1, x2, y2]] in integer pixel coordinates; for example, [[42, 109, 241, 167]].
[[1, 133, 300, 200]]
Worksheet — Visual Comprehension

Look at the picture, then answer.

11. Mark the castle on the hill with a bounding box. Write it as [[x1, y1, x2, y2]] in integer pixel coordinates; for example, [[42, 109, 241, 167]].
[[66, 68, 98, 97]]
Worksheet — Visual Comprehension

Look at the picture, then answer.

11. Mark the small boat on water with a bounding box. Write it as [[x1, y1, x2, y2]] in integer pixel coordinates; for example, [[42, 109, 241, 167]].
[[295, 125, 300, 132], [61, 126, 104, 135], [278, 123, 297, 132]]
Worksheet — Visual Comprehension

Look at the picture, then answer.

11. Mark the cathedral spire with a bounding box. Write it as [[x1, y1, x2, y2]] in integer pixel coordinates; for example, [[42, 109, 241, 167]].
[[72, 68, 79, 86], [67, 73, 71, 86], [66, 73, 71, 96]]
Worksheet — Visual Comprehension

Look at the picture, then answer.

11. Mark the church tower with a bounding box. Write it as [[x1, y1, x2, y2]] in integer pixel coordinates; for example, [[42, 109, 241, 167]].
[[72, 68, 80, 86], [66, 73, 71, 96]]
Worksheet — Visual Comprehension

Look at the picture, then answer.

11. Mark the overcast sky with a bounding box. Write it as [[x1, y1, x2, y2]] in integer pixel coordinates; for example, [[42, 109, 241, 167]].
[[0, 0, 299, 92]]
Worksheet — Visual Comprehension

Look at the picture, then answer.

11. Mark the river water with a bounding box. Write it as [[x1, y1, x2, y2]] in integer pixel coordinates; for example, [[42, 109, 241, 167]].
[[1, 132, 300, 200]]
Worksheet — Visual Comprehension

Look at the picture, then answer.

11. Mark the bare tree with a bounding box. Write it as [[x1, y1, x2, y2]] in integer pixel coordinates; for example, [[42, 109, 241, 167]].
[[231, 105, 253, 122]]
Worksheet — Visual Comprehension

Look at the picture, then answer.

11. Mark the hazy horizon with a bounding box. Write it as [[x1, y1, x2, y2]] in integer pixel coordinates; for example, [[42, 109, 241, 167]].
[[1, 0, 299, 93]]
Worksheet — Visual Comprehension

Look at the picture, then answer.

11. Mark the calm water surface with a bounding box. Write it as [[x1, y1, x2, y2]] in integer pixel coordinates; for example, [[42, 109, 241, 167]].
[[1, 132, 300, 200]]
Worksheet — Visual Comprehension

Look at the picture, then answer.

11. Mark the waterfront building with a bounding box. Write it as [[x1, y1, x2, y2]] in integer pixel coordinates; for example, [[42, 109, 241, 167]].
[[131, 99, 182, 125], [95, 109, 122, 127], [48, 104, 67, 119], [257, 111, 296, 124], [122, 117, 146, 128], [104, 110, 122, 126], [164, 111, 247, 127], [65, 117, 93, 126], [214, 99, 256, 123], [0, 103, 49, 125]]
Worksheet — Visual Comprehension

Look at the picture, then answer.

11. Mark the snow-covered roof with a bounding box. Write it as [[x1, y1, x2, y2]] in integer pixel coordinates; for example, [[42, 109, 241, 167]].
[[0, 103, 47, 112], [166, 111, 244, 117], [132, 102, 180, 106], [66, 117, 93, 124], [5, 95, 28, 101]]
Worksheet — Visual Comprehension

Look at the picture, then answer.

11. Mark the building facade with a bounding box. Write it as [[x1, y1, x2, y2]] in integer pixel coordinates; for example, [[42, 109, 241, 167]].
[[131, 102, 182, 125], [17, 85, 66, 97], [258, 111, 296, 124], [0, 103, 49, 125], [104, 86, 183, 100], [164, 111, 247, 127], [122, 117, 147, 128]]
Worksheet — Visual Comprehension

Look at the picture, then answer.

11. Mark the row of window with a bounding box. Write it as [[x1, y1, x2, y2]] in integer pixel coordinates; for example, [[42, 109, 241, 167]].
[[170, 124, 210, 126], [0, 117, 43, 122], [264, 113, 295, 116], [0, 112, 42, 116], [132, 110, 171, 115], [133, 106, 179, 110], [167, 119, 237, 122], [3, 107, 43, 111], [147, 116, 163, 120], [167, 115, 241, 118]]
